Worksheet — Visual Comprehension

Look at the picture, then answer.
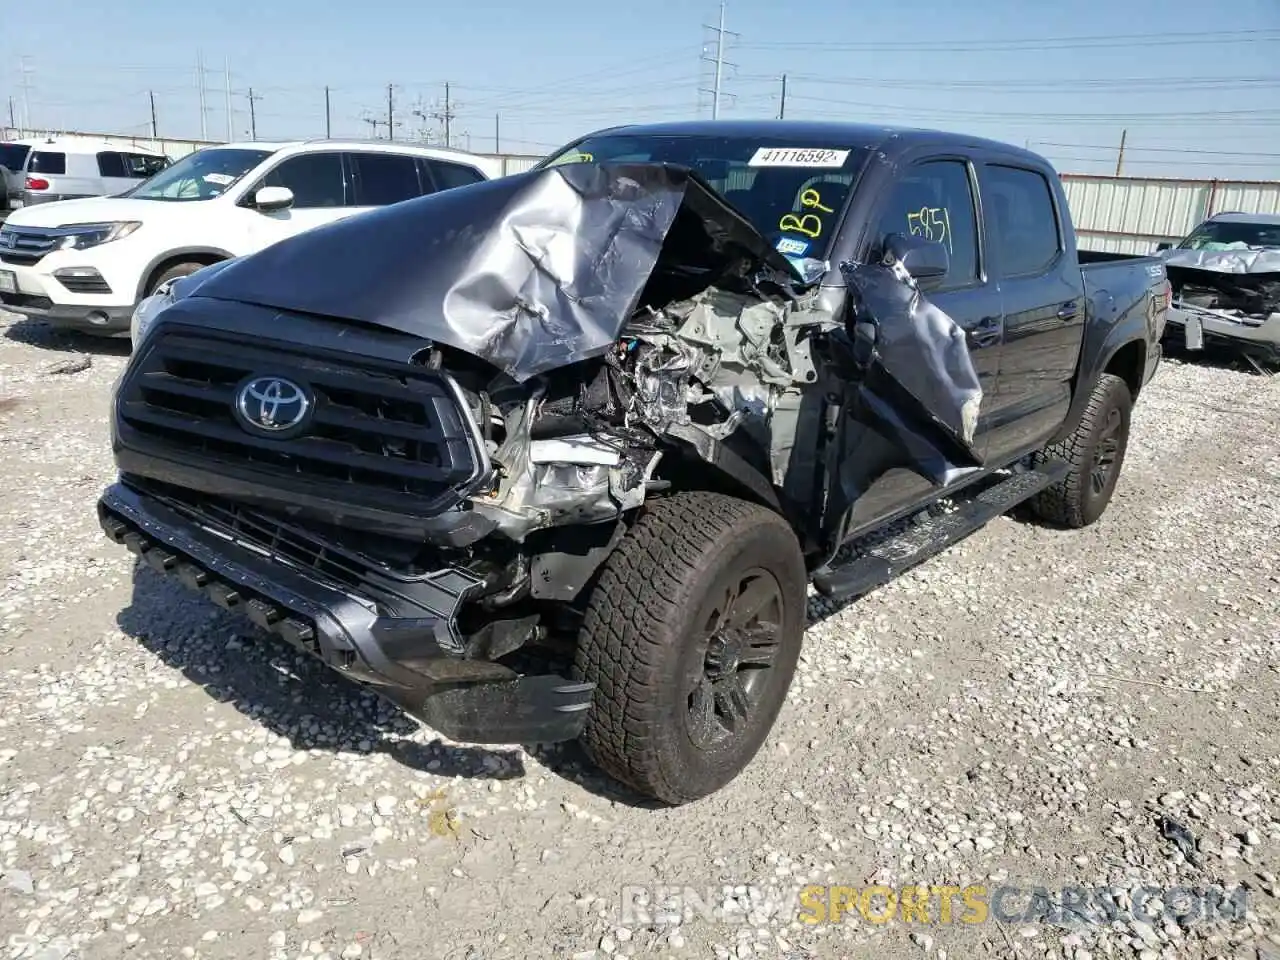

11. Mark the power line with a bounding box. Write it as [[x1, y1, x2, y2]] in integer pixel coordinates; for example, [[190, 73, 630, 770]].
[[739, 28, 1280, 52], [1034, 141, 1280, 159]]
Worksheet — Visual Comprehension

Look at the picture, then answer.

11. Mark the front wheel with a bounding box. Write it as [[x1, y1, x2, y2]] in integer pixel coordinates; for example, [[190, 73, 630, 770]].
[[1029, 372, 1133, 528], [573, 492, 807, 805]]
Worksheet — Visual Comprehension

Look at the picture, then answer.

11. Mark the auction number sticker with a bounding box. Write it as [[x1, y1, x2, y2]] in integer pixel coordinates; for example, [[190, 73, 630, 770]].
[[749, 147, 850, 168]]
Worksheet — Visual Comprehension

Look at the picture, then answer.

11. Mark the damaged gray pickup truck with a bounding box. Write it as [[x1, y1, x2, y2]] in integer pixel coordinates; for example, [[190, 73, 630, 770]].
[[98, 121, 1169, 804]]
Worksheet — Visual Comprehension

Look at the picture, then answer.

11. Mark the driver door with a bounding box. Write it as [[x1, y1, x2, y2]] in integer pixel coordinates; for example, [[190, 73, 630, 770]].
[[240, 151, 353, 253], [837, 156, 1005, 534]]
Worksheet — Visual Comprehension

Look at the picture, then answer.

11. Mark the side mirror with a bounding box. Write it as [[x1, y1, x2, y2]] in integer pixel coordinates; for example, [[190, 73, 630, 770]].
[[884, 232, 949, 281], [253, 185, 294, 212], [1155, 241, 1172, 252]]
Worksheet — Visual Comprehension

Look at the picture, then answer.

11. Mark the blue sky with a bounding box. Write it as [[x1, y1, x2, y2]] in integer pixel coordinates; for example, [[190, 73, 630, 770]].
[[3, 0, 1279, 179]]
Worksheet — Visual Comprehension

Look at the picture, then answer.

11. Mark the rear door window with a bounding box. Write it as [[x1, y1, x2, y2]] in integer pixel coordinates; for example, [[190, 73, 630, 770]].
[[349, 152, 424, 206], [27, 151, 67, 175], [981, 165, 1062, 277]]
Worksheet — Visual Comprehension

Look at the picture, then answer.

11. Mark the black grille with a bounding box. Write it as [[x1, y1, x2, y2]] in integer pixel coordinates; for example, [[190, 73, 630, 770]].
[[0, 291, 52, 310], [146, 482, 407, 593], [116, 328, 485, 514], [56, 274, 113, 295]]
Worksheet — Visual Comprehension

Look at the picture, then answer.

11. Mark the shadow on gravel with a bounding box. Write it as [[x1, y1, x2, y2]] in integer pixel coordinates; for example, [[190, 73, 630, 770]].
[[117, 565, 528, 784], [2, 316, 132, 357]]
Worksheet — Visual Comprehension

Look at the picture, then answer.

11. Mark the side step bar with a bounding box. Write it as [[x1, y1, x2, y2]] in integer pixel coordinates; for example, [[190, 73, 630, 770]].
[[812, 460, 1070, 601]]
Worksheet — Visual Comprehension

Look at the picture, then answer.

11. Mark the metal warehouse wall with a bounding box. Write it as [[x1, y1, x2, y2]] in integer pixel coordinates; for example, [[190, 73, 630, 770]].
[[1062, 174, 1280, 255]]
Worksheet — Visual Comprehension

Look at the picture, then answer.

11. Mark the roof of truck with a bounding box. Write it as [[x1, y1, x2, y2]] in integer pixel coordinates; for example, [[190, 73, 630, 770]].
[[589, 119, 1049, 165]]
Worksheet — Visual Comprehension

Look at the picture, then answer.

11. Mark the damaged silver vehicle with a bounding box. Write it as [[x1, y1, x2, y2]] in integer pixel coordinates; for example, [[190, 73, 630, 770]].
[[1156, 212, 1280, 372], [99, 121, 1169, 804]]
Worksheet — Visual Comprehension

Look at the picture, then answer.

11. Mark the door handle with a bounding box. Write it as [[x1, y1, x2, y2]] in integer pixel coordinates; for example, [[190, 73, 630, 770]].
[[1057, 301, 1080, 321], [967, 316, 1002, 348]]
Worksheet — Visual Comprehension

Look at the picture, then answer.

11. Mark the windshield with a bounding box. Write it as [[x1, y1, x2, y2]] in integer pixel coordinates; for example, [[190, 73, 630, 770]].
[[122, 147, 273, 201], [1180, 219, 1280, 251], [0, 143, 30, 172], [542, 134, 869, 263]]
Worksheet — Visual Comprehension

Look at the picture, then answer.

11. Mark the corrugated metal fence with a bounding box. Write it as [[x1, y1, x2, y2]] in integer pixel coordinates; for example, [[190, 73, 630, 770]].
[[1061, 174, 1280, 255]]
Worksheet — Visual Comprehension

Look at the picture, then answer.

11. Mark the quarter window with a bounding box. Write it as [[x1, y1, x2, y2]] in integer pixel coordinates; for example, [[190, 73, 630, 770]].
[[874, 159, 980, 286], [97, 152, 127, 178], [425, 159, 486, 190]]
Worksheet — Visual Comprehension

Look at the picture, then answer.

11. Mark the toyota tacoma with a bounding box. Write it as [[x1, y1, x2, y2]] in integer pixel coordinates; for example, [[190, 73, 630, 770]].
[[98, 121, 1169, 804]]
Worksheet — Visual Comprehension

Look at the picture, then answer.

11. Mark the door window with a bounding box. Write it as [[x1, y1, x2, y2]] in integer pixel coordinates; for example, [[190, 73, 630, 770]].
[[425, 158, 486, 191], [260, 152, 348, 208], [874, 159, 979, 288], [983, 165, 1061, 277], [349, 152, 424, 206], [125, 154, 169, 178]]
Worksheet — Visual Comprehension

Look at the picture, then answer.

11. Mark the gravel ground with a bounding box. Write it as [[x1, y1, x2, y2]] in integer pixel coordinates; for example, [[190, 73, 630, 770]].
[[0, 312, 1276, 960]]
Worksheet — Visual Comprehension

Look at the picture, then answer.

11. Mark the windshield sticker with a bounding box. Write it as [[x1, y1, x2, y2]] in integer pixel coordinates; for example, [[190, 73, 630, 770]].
[[776, 236, 811, 257], [907, 206, 954, 254], [749, 147, 850, 168], [779, 187, 837, 239], [202, 173, 235, 186], [548, 150, 594, 167]]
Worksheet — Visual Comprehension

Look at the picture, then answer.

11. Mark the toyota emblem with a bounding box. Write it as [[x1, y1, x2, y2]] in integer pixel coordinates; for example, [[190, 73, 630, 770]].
[[235, 376, 312, 434]]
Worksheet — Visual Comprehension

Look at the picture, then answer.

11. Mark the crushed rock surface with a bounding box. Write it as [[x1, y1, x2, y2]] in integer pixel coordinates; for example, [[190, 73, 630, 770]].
[[0, 313, 1276, 959]]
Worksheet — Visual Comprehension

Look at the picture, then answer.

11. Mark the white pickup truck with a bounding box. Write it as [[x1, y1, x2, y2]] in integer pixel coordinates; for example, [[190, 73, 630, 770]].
[[0, 138, 501, 335]]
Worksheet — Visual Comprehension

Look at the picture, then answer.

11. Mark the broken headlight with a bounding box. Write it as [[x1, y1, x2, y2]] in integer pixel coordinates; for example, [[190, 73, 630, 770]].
[[533, 462, 610, 492]]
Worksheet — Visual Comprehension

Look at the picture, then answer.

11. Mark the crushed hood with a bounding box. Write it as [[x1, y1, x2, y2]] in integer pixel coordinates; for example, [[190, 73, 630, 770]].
[[188, 162, 808, 381], [1160, 246, 1280, 275]]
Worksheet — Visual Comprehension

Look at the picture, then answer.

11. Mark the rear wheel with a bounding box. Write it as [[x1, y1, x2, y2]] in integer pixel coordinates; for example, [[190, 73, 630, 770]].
[[1029, 372, 1133, 528], [574, 492, 807, 805]]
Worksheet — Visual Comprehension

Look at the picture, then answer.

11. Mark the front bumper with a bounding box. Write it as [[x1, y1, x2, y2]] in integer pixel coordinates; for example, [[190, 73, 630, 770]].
[[0, 290, 132, 333], [97, 482, 594, 743]]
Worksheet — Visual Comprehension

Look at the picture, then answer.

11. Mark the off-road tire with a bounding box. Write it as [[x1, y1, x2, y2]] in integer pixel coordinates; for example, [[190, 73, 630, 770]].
[[573, 491, 807, 805], [1029, 372, 1133, 528]]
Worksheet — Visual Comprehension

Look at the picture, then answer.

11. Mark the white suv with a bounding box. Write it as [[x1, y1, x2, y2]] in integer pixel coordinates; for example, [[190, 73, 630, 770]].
[[0, 139, 501, 336]]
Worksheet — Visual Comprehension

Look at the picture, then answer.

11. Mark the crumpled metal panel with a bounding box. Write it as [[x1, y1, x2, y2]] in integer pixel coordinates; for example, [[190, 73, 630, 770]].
[[1160, 247, 1280, 274], [839, 258, 984, 486], [187, 162, 803, 382]]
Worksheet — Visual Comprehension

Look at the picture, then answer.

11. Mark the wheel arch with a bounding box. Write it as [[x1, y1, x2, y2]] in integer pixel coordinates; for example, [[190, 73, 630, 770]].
[[135, 247, 235, 300]]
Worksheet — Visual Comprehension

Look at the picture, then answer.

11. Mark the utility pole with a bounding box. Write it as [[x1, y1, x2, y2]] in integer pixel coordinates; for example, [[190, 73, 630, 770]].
[[8, 97, 16, 134], [224, 58, 233, 141], [699, 4, 738, 120], [779, 74, 787, 119], [387, 84, 395, 141], [324, 86, 331, 138], [494, 113, 500, 153], [430, 82, 457, 148], [197, 51, 207, 140], [149, 91, 158, 137], [247, 88, 262, 139], [1115, 129, 1127, 177], [19, 56, 35, 132], [712, 2, 726, 119]]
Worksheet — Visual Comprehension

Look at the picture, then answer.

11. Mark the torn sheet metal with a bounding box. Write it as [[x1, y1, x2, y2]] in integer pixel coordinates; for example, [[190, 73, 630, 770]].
[[184, 162, 807, 382], [838, 257, 984, 486], [1160, 246, 1280, 364]]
